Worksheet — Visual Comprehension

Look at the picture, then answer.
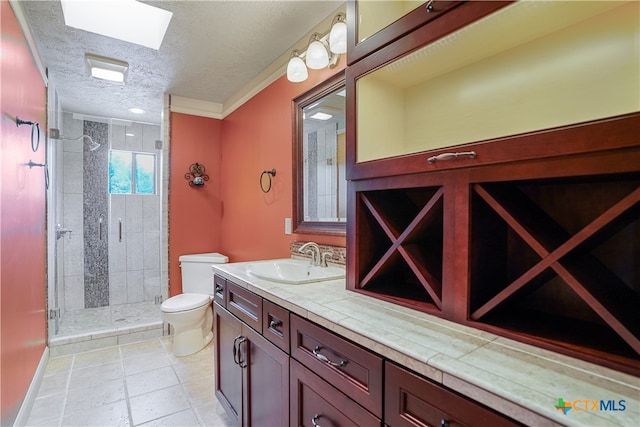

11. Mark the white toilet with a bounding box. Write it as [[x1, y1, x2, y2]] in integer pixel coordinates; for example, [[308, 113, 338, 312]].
[[161, 252, 228, 356]]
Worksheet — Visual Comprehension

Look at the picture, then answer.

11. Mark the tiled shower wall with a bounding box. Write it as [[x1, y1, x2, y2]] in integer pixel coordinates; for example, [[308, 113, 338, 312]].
[[304, 123, 345, 221], [60, 113, 162, 311], [109, 120, 162, 306]]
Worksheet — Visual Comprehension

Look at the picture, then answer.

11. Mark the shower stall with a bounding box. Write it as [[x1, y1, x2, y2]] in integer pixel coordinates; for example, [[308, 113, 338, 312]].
[[48, 112, 165, 342]]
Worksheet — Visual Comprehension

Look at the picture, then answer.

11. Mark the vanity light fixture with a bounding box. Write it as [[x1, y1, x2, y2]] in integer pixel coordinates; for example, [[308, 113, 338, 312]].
[[306, 33, 330, 69], [328, 14, 347, 54], [286, 50, 308, 83], [286, 13, 346, 83], [85, 54, 128, 84]]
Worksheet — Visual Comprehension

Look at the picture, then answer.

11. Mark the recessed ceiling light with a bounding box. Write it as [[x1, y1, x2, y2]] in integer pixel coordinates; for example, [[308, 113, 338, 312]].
[[128, 108, 145, 114], [85, 54, 128, 83], [61, 0, 173, 50], [310, 112, 333, 120]]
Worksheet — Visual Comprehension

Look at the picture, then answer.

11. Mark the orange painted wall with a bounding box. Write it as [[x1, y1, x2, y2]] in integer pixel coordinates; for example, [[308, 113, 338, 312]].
[[168, 113, 223, 295], [0, 2, 48, 424], [219, 61, 347, 262], [168, 60, 347, 271]]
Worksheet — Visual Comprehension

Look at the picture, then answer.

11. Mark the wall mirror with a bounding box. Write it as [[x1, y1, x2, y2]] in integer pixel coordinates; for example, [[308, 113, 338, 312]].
[[293, 72, 346, 235]]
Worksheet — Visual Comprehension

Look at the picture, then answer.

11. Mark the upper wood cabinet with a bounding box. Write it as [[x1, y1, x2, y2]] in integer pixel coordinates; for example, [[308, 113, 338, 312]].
[[346, 0, 640, 180], [346, 0, 468, 65]]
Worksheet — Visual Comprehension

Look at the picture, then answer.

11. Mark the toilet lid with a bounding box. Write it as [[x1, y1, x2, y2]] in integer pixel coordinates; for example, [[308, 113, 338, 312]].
[[161, 293, 211, 313]]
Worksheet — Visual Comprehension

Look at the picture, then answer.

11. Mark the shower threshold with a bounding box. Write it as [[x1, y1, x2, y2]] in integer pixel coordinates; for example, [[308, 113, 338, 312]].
[[48, 301, 164, 357]]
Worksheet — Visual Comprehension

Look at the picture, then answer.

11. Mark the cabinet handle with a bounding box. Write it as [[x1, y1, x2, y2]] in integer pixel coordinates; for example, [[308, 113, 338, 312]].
[[427, 151, 477, 164], [215, 285, 223, 294], [426, 0, 435, 12], [98, 218, 103, 240], [313, 346, 347, 367], [440, 419, 450, 427], [118, 218, 122, 242], [233, 335, 247, 366], [269, 319, 282, 329], [311, 414, 322, 427]]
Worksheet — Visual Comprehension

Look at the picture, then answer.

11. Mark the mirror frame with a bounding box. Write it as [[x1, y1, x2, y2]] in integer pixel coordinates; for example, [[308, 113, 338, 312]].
[[292, 71, 346, 236]]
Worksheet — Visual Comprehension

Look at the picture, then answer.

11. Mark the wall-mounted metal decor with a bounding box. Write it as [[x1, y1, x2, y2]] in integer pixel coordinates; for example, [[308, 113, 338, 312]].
[[260, 168, 276, 193], [185, 162, 209, 187]]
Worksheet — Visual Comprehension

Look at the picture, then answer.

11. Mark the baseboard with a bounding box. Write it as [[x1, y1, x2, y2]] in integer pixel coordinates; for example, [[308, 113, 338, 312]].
[[13, 346, 49, 426]]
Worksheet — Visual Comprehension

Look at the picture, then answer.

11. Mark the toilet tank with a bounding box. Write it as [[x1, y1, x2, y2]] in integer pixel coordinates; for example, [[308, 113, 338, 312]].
[[179, 252, 228, 294]]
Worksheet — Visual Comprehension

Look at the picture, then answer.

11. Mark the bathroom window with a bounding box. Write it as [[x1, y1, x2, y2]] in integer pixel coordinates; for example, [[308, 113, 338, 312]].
[[109, 150, 156, 195]]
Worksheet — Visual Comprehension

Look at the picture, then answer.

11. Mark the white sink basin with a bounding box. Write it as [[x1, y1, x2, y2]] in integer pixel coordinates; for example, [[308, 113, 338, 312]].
[[246, 259, 345, 284]]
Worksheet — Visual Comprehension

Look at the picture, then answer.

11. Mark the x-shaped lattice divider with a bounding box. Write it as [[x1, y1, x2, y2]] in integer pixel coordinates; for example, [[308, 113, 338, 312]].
[[471, 184, 640, 354], [359, 187, 444, 309]]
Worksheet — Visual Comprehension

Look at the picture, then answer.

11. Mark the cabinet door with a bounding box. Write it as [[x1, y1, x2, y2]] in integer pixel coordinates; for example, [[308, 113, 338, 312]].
[[347, 0, 466, 65], [214, 304, 242, 426], [242, 324, 289, 427], [347, 1, 640, 180], [290, 359, 381, 427], [385, 362, 519, 427]]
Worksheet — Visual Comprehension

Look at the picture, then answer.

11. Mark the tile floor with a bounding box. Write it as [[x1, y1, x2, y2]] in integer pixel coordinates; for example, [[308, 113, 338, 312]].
[[26, 337, 234, 426]]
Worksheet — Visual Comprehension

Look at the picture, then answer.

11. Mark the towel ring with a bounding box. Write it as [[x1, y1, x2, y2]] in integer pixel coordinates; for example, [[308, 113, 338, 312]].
[[260, 169, 276, 193]]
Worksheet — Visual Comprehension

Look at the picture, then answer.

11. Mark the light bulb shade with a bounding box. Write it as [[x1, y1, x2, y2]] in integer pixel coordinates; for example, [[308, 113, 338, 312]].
[[287, 56, 308, 82], [329, 21, 347, 54], [306, 39, 329, 69]]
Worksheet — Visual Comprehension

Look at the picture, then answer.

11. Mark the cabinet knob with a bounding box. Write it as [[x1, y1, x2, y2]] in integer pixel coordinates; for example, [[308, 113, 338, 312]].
[[311, 414, 322, 427], [440, 419, 450, 427], [269, 319, 282, 329]]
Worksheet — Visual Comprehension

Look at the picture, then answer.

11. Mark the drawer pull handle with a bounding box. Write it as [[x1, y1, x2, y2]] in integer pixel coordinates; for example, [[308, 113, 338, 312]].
[[233, 335, 247, 368], [427, 151, 477, 164], [269, 319, 282, 329], [215, 285, 223, 294], [313, 346, 346, 367], [311, 414, 322, 427], [440, 419, 450, 427]]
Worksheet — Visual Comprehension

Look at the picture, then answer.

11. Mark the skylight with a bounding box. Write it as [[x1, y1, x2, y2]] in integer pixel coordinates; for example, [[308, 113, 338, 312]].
[[61, 0, 173, 50]]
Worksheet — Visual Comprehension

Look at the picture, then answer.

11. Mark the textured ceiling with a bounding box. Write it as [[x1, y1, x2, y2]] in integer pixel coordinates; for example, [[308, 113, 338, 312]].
[[20, 0, 343, 124]]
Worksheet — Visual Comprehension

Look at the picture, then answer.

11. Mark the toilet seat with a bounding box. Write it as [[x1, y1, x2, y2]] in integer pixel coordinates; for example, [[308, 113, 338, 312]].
[[161, 293, 211, 313]]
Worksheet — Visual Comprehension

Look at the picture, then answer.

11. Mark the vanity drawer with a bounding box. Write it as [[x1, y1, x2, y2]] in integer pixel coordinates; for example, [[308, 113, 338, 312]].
[[385, 362, 521, 427], [226, 280, 262, 333], [290, 314, 383, 417], [213, 275, 226, 307], [263, 300, 289, 353], [290, 359, 381, 427]]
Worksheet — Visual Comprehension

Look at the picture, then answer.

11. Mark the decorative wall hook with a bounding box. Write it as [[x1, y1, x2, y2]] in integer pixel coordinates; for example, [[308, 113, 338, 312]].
[[185, 162, 209, 187], [260, 168, 276, 193]]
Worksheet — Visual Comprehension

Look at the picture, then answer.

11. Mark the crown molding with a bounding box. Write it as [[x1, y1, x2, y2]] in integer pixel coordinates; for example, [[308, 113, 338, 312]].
[[173, 3, 346, 120], [170, 95, 224, 120]]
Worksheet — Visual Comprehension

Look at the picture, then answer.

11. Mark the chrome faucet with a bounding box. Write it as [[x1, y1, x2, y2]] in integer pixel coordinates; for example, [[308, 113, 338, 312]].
[[299, 242, 321, 266]]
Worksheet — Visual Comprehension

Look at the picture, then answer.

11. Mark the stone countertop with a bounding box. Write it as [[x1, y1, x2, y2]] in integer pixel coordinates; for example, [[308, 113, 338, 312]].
[[212, 259, 639, 427]]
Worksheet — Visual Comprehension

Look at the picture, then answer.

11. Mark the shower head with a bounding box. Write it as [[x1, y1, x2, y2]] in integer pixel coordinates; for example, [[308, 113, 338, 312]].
[[51, 132, 101, 151], [83, 135, 101, 151]]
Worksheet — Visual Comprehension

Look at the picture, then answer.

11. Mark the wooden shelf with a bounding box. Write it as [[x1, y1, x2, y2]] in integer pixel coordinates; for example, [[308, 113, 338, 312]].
[[470, 175, 640, 359], [354, 186, 444, 310]]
